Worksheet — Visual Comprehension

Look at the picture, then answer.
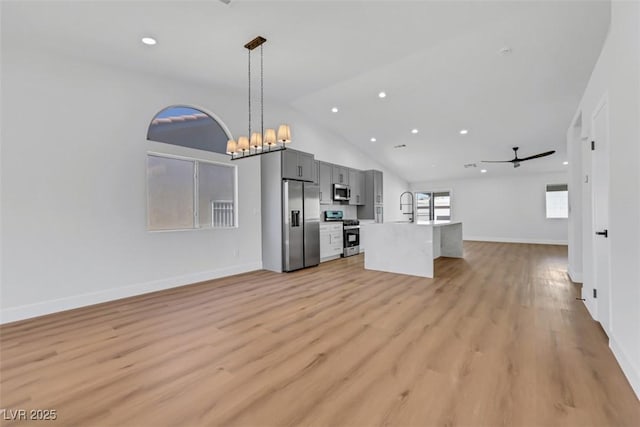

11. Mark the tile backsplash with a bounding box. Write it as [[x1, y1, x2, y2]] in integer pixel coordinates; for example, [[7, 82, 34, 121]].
[[321, 204, 358, 220]]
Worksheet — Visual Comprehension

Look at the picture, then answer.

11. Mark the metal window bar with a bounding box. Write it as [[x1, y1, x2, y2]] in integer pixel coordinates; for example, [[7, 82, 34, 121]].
[[212, 200, 235, 227]]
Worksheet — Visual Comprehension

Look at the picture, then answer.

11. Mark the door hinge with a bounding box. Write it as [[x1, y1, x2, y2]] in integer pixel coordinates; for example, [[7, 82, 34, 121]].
[[593, 289, 597, 299], [591, 140, 595, 151]]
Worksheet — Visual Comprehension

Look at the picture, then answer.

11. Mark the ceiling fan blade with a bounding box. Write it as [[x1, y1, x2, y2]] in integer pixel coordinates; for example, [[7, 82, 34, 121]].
[[480, 160, 513, 163], [518, 150, 556, 161]]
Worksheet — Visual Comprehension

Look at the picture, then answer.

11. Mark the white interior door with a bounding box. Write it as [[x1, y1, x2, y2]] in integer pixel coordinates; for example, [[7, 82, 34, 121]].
[[591, 97, 611, 334]]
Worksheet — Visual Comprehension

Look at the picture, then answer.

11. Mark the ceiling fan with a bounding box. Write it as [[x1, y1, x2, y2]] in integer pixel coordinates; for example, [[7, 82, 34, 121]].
[[481, 146, 556, 168]]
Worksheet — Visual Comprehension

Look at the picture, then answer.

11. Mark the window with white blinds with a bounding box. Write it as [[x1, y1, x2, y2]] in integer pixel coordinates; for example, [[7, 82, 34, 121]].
[[545, 184, 568, 219], [147, 153, 237, 230]]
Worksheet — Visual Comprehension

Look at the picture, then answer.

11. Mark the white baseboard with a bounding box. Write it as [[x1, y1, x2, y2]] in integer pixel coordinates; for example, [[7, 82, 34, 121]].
[[610, 335, 640, 400], [568, 267, 583, 283], [464, 236, 568, 245], [0, 262, 262, 324]]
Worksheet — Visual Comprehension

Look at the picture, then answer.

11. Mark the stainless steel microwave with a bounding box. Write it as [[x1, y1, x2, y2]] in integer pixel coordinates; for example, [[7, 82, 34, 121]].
[[333, 184, 350, 201]]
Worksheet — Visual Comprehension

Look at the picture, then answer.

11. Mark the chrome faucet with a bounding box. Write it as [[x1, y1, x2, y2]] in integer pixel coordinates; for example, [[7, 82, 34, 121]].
[[399, 191, 414, 222]]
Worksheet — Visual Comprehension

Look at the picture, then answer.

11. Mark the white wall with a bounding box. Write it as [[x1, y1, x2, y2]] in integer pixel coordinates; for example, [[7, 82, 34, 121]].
[[410, 172, 569, 245], [568, 0, 640, 399], [0, 44, 408, 323]]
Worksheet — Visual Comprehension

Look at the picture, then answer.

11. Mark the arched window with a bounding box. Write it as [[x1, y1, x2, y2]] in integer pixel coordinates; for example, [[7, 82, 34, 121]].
[[147, 106, 231, 155], [146, 106, 237, 231]]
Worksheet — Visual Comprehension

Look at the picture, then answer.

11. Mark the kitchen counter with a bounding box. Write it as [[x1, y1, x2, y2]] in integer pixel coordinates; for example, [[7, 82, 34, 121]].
[[361, 221, 463, 278]]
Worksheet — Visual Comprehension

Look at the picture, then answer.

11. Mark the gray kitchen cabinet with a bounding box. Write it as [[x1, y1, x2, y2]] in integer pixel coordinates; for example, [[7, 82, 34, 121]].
[[331, 165, 349, 185], [348, 169, 365, 206], [357, 170, 384, 220], [298, 152, 315, 182], [373, 169, 383, 204], [318, 161, 333, 204], [312, 160, 320, 185], [281, 149, 315, 182], [320, 223, 343, 261]]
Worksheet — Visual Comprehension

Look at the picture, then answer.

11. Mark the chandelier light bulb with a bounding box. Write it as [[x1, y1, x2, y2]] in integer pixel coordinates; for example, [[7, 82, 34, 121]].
[[237, 136, 250, 153], [264, 128, 277, 146], [226, 139, 237, 155], [277, 124, 291, 144]]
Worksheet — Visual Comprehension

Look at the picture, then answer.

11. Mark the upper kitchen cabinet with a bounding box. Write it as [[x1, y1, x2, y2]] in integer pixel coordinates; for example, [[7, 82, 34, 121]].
[[318, 161, 333, 204], [331, 165, 349, 185], [373, 169, 383, 204], [282, 149, 315, 182], [358, 170, 384, 219], [348, 169, 365, 206], [312, 160, 319, 185]]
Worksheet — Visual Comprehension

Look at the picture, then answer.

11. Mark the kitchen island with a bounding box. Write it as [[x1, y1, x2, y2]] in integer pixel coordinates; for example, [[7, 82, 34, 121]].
[[360, 221, 463, 278]]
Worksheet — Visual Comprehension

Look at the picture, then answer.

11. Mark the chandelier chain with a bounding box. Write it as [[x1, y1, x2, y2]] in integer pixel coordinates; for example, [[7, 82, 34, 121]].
[[261, 44, 264, 147], [248, 48, 251, 137]]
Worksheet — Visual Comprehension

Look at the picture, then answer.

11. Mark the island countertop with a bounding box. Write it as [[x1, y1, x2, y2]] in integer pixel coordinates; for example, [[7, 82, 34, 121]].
[[379, 220, 462, 227], [360, 221, 463, 278]]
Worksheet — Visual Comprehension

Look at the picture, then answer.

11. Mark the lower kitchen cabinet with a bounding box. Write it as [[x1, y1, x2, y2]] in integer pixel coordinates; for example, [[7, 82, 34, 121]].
[[320, 223, 343, 261]]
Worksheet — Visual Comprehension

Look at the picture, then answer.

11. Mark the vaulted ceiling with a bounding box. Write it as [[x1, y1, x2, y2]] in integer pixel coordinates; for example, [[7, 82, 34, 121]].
[[2, 0, 610, 182]]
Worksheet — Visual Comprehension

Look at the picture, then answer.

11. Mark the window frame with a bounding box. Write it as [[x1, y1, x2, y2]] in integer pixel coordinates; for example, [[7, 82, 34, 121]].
[[545, 183, 569, 220], [146, 151, 238, 232], [414, 189, 453, 221]]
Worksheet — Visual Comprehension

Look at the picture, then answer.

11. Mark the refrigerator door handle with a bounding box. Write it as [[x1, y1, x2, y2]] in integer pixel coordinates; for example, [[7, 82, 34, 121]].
[[291, 210, 301, 227]]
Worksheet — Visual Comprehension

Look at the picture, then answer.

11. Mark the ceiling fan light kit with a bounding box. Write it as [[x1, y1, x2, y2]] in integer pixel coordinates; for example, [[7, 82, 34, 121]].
[[227, 36, 292, 160], [481, 146, 556, 168]]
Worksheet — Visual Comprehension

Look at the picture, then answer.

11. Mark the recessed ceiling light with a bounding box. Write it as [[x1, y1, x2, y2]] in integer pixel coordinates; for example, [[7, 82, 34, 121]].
[[411, 129, 419, 134], [563, 161, 569, 165], [331, 107, 339, 113], [378, 91, 386, 98], [370, 137, 376, 142], [480, 169, 487, 173], [459, 129, 469, 135], [142, 37, 157, 46]]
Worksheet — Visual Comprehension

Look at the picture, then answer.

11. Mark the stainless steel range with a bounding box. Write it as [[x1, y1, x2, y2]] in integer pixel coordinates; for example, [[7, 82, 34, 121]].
[[323, 211, 360, 257], [342, 219, 360, 257]]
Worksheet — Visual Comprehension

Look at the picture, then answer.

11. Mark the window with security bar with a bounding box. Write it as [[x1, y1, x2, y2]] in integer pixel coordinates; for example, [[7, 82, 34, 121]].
[[147, 153, 237, 230], [415, 191, 451, 221]]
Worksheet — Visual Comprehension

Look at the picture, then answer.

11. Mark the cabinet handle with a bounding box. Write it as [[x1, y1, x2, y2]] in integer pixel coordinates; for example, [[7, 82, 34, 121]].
[[320, 191, 322, 200]]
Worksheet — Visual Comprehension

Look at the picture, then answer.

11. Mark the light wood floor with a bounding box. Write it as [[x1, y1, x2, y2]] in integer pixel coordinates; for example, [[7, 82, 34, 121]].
[[1, 242, 639, 427]]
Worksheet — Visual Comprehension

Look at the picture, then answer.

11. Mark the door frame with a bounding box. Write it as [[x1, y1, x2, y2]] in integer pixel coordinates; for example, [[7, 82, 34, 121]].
[[590, 92, 612, 334]]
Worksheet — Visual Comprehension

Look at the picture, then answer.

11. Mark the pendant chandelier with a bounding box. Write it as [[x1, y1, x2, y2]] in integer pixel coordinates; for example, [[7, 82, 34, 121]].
[[227, 36, 291, 160]]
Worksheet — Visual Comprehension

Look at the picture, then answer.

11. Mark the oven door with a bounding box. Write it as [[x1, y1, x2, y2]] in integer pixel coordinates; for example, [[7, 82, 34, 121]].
[[343, 226, 360, 248]]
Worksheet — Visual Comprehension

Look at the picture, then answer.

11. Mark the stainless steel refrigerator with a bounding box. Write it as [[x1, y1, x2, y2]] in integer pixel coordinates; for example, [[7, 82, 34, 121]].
[[283, 180, 320, 271]]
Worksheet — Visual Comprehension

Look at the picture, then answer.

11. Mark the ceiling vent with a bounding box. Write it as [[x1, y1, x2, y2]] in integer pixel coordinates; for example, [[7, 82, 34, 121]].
[[219, 0, 232, 4], [464, 163, 477, 168], [394, 144, 407, 149]]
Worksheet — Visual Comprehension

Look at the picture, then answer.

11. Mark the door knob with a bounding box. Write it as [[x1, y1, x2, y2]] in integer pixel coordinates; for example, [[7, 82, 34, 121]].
[[595, 229, 608, 238]]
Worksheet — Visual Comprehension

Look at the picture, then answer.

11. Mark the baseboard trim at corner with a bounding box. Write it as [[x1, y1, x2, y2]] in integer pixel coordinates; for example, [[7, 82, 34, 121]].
[[464, 236, 568, 245], [0, 262, 262, 325], [610, 336, 640, 401]]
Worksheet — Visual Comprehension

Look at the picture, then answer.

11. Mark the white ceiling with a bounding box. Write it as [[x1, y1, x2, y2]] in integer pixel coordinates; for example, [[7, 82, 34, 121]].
[[2, 0, 610, 182]]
